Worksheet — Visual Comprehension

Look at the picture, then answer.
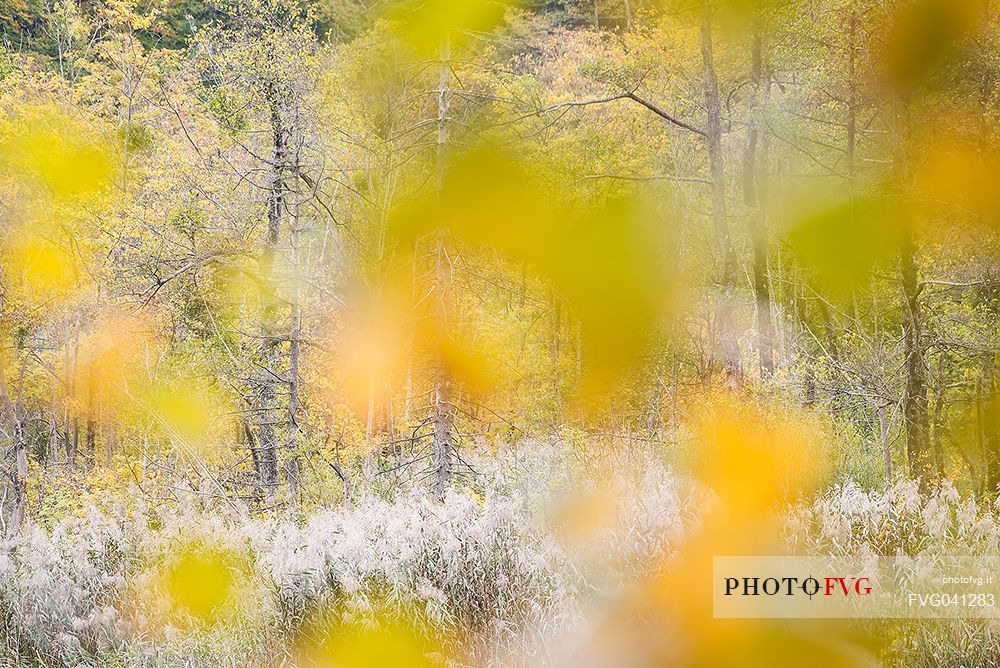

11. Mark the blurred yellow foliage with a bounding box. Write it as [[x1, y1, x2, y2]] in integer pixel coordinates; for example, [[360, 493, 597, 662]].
[[385, 147, 673, 404], [691, 392, 830, 517], [550, 482, 621, 546], [389, 0, 515, 53], [0, 105, 115, 309], [299, 616, 439, 668], [211, 255, 281, 310], [125, 371, 232, 458], [24, 128, 112, 198], [4, 232, 76, 301], [782, 187, 901, 299], [0, 104, 114, 199], [338, 278, 413, 413], [152, 386, 212, 442], [910, 119, 1000, 226], [164, 547, 236, 622], [880, 0, 985, 92], [596, 394, 860, 667], [125, 541, 266, 642], [75, 311, 153, 407]]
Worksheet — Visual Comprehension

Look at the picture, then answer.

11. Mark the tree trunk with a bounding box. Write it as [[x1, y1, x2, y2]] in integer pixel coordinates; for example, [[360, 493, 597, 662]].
[[71, 417, 79, 466], [845, 10, 858, 178], [701, 2, 742, 385], [0, 321, 28, 534], [67, 312, 80, 466], [794, 283, 817, 405], [106, 421, 117, 466], [930, 354, 947, 478], [10, 422, 27, 534], [900, 226, 932, 484], [85, 402, 96, 468], [285, 99, 304, 497], [742, 18, 775, 379], [48, 393, 60, 461], [878, 402, 892, 487], [982, 355, 1000, 494], [552, 291, 562, 424], [431, 37, 454, 500], [242, 420, 263, 504], [256, 86, 287, 495]]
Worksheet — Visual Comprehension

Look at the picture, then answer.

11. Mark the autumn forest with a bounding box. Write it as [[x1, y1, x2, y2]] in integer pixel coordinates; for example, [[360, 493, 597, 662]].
[[0, 0, 999, 666]]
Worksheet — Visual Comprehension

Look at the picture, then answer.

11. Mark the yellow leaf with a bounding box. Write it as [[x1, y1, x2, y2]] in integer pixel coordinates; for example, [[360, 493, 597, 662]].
[[784, 190, 901, 298], [880, 0, 984, 91], [390, 0, 514, 53], [5, 233, 76, 299], [163, 546, 236, 622], [150, 385, 213, 445], [301, 618, 437, 668]]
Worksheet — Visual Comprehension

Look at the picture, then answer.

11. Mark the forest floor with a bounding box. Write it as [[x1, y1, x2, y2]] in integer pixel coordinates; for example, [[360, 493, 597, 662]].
[[2, 441, 999, 667]]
